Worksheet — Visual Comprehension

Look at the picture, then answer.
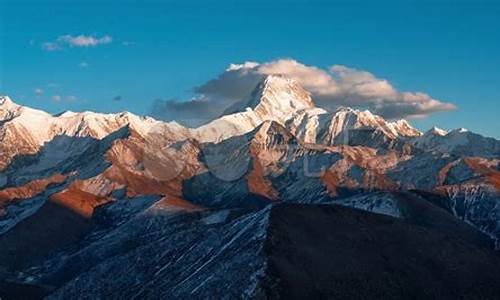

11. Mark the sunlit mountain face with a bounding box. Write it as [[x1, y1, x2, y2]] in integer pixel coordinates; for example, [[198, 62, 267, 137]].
[[0, 75, 499, 298]]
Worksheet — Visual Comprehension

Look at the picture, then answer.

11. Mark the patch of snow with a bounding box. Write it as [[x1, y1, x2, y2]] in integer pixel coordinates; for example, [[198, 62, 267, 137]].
[[202, 209, 231, 225], [331, 192, 402, 218]]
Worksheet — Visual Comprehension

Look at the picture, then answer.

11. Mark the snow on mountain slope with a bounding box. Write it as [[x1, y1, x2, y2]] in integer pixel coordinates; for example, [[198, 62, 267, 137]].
[[330, 191, 404, 218], [413, 126, 500, 158], [192, 75, 318, 143], [191, 109, 263, 143], [31, 205, 272, 299], [0, 96, 189, 170], [224, 74, 315, 119], [286, 106, 421, 146], [330, 190, 496, 249], [18, 203, 500, 299], [186, 121, 413, 207], [0, 75, 497, 212], [192, 75, 422, 146], [0, 127, 132, 234], [1, 75, 422, 158], [436, 181, 500, 249]]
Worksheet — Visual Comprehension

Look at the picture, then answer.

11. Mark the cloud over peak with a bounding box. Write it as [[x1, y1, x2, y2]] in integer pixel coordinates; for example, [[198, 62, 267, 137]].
[[151, 59, 456, 126]]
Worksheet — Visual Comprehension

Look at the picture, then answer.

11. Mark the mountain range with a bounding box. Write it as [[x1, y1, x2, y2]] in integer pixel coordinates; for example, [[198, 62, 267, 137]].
[[1, 75, 500, 298]]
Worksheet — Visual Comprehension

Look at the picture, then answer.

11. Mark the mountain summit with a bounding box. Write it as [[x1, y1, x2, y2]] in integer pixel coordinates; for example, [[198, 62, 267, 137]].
[[223, 74, 315, 119], [193, 75, 319, 142]]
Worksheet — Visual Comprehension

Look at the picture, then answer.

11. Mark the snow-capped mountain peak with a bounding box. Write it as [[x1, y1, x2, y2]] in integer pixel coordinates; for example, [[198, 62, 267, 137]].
[[224, 74, 315, 119], [388, 119, 422, 137], [0, 96, 19, 120], [194, 75, 423, 145], [0, 95, 14, 106], [427, 126, 449, 136], [323, 107, 421, 139], [0, 96, 192, 170], [286, 104, 421, 145], [194, 75, 320, 143], [0, 96, 51, 121]]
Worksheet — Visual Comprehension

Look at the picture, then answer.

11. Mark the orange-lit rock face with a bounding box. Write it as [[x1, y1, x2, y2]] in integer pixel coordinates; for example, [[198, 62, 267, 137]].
[[247, 158, 279, 200], [320, 164, 355, 197], [337, 146, 408, 174], [103, 135, 203, 198], [150, 196, 203, 213], [321, 169, 340, 197], [438, 161, 457, 186], [68, 174, 124, 198], [464, 157, 500, 190], [489, 173, 500, 190], [0, 173, 67, 206], [103, 165, 182, 198], [0, 131, 205, 219], [247, 144, 279, 200], [319, 148, 399, 196], [335, 146, 377, 167], [50, 185, 110, 218], [363, 170, 398, 191]]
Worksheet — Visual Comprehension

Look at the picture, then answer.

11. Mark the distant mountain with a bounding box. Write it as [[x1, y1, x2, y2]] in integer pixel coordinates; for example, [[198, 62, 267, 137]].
[[1, 75, 499, 298], [413, 126, 500, 158]]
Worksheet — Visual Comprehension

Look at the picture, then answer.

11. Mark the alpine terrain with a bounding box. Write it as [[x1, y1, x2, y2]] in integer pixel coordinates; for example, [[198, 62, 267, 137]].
[[1, 75, 500, 299]]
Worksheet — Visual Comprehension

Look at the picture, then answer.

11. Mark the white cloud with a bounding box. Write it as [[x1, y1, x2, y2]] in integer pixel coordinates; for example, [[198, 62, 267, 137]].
[[34, 88, 44, 95], [58, 35, 112, 47], [329, 64, 398, 100], [52, 95, 62, 102], [41, 34, 112, 51], [259, 60, 341, 96], [66, 95, 77, 102]]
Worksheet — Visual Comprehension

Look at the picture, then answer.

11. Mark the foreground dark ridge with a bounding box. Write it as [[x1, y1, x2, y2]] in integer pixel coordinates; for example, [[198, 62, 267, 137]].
[[2, 201, 500, 299]]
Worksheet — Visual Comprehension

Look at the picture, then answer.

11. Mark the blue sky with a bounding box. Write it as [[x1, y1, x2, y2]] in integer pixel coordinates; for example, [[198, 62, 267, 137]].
[[1, 0, 499, 137]]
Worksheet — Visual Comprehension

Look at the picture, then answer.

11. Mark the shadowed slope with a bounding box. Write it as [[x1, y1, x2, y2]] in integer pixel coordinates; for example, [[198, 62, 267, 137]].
[[263, 204, 500, 299], [0, 200, 91, 271]]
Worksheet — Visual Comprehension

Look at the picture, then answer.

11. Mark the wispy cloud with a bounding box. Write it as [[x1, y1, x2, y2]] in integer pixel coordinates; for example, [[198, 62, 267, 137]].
[[41, 34, 113, 51], [58, 35, 112, 47], [52, 95, 62, 102], [79, 61, 89, 68], [34, 88, 44, 95]]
